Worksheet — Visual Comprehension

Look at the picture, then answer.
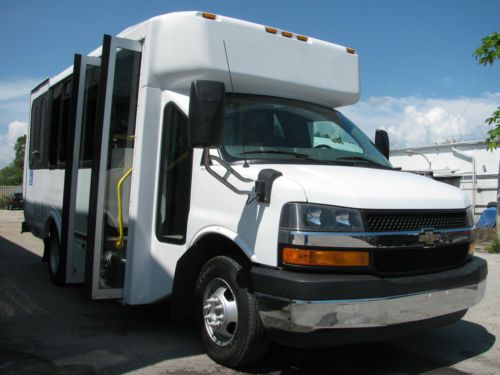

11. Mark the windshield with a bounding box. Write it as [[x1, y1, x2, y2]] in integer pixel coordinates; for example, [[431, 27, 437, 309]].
[[221, 95, 392, 169]]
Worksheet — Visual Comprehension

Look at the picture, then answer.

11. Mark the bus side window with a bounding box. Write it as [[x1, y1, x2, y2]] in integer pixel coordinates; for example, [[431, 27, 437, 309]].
[[48, 84, 62, 168], [58, 79, 72, 166], [156, 103, 193, 244], [29, 94, 47, 169], [81, 66, 100, 165], [47, 77, 73, 168]]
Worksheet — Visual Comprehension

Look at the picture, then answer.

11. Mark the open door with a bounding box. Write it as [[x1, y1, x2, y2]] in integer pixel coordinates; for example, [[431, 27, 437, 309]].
[[85, 35, 142, 299], [61, 54, 101, 284]]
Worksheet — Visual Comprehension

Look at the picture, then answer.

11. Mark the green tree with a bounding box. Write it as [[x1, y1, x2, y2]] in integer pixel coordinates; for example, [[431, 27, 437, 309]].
[[473, 32, 500, 150], [0, 135, 26, 185]]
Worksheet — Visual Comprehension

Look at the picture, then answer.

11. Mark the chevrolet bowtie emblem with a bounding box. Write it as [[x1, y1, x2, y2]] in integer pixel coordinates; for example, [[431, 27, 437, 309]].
[[418, 230, 441, 246]]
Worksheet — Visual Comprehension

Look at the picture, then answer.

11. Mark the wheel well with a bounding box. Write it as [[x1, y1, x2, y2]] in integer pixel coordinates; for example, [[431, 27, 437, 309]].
[[170, 233, 250, 319], [42, 218, 57, 263]]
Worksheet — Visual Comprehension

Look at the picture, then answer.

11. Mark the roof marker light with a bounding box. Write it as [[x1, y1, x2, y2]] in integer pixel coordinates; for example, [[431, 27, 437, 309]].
[[202, 12, 217, 20], [266, 27, 278, 34], [297, 35, 308, 42], [282, 31, 293, 38], [346, 47, 356, 54]]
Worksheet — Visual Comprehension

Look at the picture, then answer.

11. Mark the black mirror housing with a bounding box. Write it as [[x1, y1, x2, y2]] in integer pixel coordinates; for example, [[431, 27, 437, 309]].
[[188, 80, 225, 148], [375, 129, 390, 159]]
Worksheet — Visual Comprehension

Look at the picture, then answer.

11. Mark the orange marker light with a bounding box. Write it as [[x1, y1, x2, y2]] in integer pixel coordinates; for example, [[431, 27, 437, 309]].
[[202, 12, 217, 20], [282, 31, 293, 38], [266, 27, 278, 34], [297, 35, 309, 42], [346, 47, 356, 54], [283, 247, 369, 267]]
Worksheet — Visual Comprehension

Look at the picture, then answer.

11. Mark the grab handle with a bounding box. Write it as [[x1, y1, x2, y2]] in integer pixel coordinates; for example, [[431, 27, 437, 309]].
[[114, 167, 133, 249]]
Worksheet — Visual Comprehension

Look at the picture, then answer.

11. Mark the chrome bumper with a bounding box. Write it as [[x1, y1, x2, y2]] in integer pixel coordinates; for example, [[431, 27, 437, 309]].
[[257, 281, 486, 333]]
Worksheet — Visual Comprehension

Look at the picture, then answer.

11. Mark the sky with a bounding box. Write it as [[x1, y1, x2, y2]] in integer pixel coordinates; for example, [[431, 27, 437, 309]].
[[0, 0, 499, 168]]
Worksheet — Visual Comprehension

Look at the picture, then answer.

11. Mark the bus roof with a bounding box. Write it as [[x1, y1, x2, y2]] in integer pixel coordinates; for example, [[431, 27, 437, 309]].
[[36, 11, 360, 108]]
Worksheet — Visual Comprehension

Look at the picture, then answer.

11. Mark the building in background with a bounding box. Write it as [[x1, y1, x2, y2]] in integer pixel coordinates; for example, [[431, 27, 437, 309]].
[[390, 141, 499, 222]]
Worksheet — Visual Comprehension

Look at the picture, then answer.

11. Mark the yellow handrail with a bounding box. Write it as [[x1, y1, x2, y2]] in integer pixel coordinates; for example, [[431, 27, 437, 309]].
[[114, 167, 133, 249]]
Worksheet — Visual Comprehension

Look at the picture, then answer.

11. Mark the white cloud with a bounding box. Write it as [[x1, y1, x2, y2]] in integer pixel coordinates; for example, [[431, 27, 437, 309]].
[[0, 78, 40, 101], [0, 121, 27, 168], [0, 78, 40, 169], [342, 93, 499, 148]]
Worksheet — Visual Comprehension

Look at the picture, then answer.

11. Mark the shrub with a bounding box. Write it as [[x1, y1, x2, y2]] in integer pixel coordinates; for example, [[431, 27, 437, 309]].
[[0, 196, 9, 209], [485, 236, 500, 254]]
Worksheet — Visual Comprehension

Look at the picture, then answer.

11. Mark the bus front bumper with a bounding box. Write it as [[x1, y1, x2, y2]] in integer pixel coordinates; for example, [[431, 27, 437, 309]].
[[251, 256, 487, 346]]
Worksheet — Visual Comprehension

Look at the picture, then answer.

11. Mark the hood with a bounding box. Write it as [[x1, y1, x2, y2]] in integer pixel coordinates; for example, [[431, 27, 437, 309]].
[[237, 164, 469, 210]]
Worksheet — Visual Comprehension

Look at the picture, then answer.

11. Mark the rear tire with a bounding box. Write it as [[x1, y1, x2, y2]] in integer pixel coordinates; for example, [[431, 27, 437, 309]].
[[196, 255, 270, 368], [47, 227, 66, 285]]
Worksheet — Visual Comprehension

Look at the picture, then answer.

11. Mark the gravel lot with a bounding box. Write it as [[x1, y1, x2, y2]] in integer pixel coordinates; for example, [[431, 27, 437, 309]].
[[0, 209, 499, 374]]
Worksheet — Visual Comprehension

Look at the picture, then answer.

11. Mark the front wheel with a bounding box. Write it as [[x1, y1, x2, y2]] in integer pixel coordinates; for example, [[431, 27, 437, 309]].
[[196, 255, 270, 368]]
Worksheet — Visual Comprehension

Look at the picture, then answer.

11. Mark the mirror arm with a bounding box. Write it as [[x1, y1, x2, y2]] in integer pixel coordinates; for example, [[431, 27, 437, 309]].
[[203, 147, 253, 195]]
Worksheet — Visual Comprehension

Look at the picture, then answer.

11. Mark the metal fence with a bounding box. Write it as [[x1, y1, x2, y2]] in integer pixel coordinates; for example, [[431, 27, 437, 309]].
[[0, 185, 21, 199]]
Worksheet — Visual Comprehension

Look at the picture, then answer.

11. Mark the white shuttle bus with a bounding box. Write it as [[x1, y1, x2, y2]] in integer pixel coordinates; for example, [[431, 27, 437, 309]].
[[23, 12, 487, 367]]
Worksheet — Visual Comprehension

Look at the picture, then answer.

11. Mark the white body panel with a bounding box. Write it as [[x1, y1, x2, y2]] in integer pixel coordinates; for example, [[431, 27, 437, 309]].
[[24, 11, 471, 306]]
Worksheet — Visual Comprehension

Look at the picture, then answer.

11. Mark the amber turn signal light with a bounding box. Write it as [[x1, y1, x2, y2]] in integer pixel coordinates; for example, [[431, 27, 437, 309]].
[[283, 247, 369, 267], [201, 12, 217, 20]]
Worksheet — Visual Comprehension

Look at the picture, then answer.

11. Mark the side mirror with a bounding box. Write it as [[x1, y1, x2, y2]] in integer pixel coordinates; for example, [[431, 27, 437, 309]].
[[188, 80, 225, 148], [375, 129, 390, 159]]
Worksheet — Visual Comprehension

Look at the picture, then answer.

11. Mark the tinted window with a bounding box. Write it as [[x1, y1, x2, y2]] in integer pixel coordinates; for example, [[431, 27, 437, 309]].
[[59, 80, 72, 165], [48, 84, 62, 167], [222, 95, 392, 169], [80, 65, 100, 164], [156, 103, 193, 244], [47, 77, 72, 168], [29, 94, 47, 169]]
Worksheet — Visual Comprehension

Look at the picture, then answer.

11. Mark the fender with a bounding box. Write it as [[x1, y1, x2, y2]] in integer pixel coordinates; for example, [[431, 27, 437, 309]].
[[189, 225, 255, 262], [43, 207, 63, 241], [171, 227, 253, 319]]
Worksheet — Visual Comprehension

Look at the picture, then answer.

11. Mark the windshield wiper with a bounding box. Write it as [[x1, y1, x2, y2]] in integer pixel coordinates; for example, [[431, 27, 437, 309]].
[[335, 156, 390, 168], [239, 150, 311, 159]]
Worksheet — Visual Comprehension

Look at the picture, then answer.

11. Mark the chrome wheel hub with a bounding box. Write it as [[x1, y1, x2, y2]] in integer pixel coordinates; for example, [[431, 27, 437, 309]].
[[203, 278, 238, 346]]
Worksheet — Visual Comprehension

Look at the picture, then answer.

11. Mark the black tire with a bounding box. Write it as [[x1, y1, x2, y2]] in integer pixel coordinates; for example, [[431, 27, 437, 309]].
[[47, 227, 66, 285], [195, 255, 270, 368]]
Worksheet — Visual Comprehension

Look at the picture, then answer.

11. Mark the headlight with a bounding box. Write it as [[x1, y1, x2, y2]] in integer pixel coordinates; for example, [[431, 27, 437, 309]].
[[280, 203, 365, 232]]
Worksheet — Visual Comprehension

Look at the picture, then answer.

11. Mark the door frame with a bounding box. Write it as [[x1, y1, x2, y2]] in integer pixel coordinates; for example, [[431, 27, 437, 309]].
[[85, 35, 143, 299], [61, 54, 101, 284]]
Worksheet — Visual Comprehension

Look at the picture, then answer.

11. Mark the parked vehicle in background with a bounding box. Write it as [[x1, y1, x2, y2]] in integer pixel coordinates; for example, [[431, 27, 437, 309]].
[[476, 202, 497, 229], [7, 192, 24, 210], [22, 11, 487, 368]]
